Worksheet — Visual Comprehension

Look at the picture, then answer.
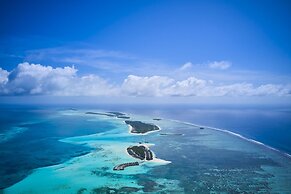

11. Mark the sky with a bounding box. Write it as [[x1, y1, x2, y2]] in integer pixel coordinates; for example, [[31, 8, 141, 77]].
[[0, 0, 290, 103]]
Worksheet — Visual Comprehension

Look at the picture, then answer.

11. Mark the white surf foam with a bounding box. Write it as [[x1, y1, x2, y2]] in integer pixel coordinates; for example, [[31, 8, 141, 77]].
[[168, 119, 291, 159]]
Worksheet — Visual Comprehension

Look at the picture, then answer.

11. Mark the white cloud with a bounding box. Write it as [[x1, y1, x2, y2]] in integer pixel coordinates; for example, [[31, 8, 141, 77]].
[[0, 68, 9, 94], [121, 75, 174, 96], [179, 62, 193, 71], [164, 77, 208, 96], [208, 61, 231, 70], [0, 62, 290, 97], [0, 62, 116, 96], [210, 83, 291, 97], [121, 75, 290, 97], [0, 68, 9, 84]]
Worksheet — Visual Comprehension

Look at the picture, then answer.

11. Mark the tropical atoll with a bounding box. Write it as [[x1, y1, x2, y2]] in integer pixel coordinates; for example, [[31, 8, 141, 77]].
[[125, 120, 160, 134], [127, 145, 154, 160]]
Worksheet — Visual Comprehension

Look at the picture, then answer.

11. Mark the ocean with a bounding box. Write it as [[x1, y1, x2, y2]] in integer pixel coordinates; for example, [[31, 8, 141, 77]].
[[107, 104, 291, 155], [0, 104, 291, 193]]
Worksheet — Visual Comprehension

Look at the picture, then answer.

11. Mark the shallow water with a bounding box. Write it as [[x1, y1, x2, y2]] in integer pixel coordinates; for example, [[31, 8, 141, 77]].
[[1, 107, 291, 193]]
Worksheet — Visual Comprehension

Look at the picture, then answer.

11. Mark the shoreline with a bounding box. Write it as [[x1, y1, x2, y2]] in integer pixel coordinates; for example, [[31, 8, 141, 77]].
[[139, 143, 171, 164], [168, 119, 291, 159], [124, 121, 161, 135], [121, 117, 171, 166], [124, 143, 171, 164]]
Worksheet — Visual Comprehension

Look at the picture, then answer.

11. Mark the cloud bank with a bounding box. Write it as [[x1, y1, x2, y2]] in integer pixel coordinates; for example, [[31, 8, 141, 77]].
[[0, 63, 290, 97], [0, 63, 116, 96]]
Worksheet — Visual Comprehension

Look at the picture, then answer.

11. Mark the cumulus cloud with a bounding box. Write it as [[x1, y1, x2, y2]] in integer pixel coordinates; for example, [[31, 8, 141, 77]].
[[0, 62, 290, 97], [164, 77, 208, 96], [0, 68, 9, 84], [0, 62, 116, 96], [0, 68, 9, 94], [179, 62, 193, 71], [208, 61, 231, 70], [121, 76, 291, 97], [121, 75, 174, 96]]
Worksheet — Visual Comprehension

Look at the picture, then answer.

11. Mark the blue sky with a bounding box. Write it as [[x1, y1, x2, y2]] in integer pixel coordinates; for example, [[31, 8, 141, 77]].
[[0, 0, 290, 102]]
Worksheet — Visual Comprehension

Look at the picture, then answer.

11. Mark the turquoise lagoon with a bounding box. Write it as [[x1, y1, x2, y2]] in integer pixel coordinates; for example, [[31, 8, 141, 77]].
[[1, 108, 291, 193]]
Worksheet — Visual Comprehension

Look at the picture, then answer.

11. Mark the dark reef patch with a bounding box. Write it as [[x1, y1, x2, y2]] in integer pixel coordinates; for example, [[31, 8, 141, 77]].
[[76, 188, 87, 194], [148, 143, 280, 193], [91, 186, 140, 194]]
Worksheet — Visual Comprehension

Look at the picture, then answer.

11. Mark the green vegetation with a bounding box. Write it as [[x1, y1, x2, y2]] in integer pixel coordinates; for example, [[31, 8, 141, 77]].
[[127, 145, 153, 160], [117, 116, 130, 119], [125, 120, 159, 134], [107, 112, 126, 116]]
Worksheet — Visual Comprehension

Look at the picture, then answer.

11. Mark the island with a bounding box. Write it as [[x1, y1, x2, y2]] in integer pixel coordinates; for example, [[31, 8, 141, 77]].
[[153, 118, 162, 121], [113, 119, 161, 171], [85, 112, 115, 117], [113, 162, 139, 171], [113, 145, 155, 171], [117, 116, 131, 119], [127, 145, 154, 160], [124, 120, 160, 134], [107, 112, 126, 116], [85, 111, 130, 119], [113, 145, 156, 171], [107, 112, 130, 119]]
